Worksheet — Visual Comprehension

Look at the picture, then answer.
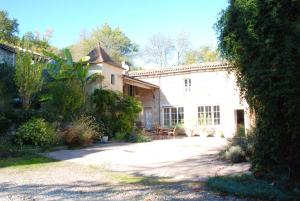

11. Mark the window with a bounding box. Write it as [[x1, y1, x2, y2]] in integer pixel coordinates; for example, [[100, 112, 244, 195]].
[[184, 78, 191, 92], [111, 74, 115, 85], [128, 85, 135, 96], [163, 107, 184, 127], [198, 105, 220, 125]]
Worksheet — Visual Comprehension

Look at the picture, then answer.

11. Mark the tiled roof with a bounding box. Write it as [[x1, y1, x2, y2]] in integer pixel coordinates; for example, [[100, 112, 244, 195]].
[[0, 43, 15, 53], [87, 44, 124, 69], [128, 61, 230, 77]]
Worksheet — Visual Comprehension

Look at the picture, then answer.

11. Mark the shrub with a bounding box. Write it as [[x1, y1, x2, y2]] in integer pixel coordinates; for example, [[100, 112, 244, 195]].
[[0, 112, 12, 134], [113, 132, 128, 142], [46, 80, 84, 121], [15, 118, 57, 148], [0, 136, 19, 158], [225, 145, 246, 163], [62, 115, 101, 148], [92, 89, 141, 137], [128, 133, 151, 143]]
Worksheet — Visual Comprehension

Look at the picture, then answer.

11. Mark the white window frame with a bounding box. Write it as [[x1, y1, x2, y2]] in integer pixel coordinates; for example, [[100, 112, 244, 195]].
[[198, 105, 220, 125], [184, 78, 191, 92], [163, 106, 184, 127]]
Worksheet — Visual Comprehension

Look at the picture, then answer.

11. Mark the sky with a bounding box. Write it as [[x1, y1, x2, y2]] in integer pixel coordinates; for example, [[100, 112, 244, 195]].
[[0, 0, 228, 66]]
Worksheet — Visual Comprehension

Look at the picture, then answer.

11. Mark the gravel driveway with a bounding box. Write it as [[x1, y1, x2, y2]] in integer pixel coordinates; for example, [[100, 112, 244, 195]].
[[0, 137, 250, 201], [46, 137, 249, 181]]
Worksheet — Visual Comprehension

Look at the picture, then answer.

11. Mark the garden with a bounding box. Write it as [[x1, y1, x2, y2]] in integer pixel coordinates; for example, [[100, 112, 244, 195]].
[[0, 46, 150, 160]]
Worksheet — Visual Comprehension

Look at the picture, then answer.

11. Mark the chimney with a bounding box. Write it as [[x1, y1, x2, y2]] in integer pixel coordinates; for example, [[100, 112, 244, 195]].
[[122, 61, 130, 71]]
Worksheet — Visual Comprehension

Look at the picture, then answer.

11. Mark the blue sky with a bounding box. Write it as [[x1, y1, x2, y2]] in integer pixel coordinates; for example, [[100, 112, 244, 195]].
[[1, 0, 228, 50]]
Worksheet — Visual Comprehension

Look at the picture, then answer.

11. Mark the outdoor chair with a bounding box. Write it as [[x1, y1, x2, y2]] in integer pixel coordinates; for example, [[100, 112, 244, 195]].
[[168, 127, 176, 138]]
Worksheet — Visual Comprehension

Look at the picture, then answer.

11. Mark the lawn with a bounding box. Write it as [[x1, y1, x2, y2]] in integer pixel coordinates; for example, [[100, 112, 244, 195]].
[[207, 174, 299, 201], [0, 152, 56, 169]]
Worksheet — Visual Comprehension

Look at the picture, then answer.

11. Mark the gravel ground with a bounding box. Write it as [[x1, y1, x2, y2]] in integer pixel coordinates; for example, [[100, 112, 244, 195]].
[[0, 161, 248, 201]]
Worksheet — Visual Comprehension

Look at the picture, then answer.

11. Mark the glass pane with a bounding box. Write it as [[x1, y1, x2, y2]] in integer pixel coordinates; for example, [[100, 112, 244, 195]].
[[171, 107, 177, 126], [163, 108, 169, 127]]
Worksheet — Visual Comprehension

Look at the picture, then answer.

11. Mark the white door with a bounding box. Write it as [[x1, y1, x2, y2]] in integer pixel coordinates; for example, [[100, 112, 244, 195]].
[[144, 107, 153, 130]]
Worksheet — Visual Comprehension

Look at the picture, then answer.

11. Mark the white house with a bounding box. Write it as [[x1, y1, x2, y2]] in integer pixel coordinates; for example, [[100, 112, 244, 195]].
[[126, 62, 251, 138], [85, 45, 250, 138]]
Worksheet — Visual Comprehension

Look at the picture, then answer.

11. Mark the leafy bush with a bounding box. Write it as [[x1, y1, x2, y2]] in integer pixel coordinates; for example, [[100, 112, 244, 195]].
[[221, 129, 255, 163], [217, 0, 300, 182], [0, 112, 12, 134], [0, 136, 19, 158], [225, 145, 245, 163], [15, 118, 57, 148], [45, 80, 84, 121], [128, 133, 151, 143], [207, 175, 299, 201], [92, 89, 141, 137], [113, 132, 128, 142], [62, 115, 101, 148]]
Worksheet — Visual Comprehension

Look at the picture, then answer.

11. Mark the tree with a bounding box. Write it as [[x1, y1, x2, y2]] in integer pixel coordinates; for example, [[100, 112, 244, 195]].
[[21, 29, 54, 52], [14, 51, 44, 108], [216, 0, 300, 183], [0, 10, 19, 44], [183, 46, 219, 64], [183, 50, 200, 64], [198, 46, 219, 62], [144, 33, 174, 68], [69, 23, 138, 63], [174, 32, 191, 65]]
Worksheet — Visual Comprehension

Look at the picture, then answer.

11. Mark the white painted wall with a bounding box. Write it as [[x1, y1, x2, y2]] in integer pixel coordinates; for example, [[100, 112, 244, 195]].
[[88, 63, 124, 93], [136, 70, 250, 138]]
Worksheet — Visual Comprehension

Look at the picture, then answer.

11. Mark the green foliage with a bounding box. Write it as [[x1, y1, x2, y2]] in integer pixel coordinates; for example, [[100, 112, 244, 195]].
[[21, 30, 54, 52], [15, 118, 57, 148], [46, 80, 84, 120], [128, 133, 151, 143], [221, 130, 255, 163], [0, 136, 19, 158], [207, 174, 299, 201], [92, 89, 142, 137], [62, 115, 101, 148], [113, 132, 128, 142], [0, 152, 55, 168], [69, 23, 138, 62], [225, 145, 245, 163], [14, 51, 44, 108], [216, 0, 300, 182], [183, 46, 219, 64], [0, 10, 19, 44]]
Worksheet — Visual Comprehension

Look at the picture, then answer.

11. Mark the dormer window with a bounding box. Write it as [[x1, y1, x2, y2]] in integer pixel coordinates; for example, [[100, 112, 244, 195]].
[[111, 74, 115, 85], [184, 78, 191, 92]]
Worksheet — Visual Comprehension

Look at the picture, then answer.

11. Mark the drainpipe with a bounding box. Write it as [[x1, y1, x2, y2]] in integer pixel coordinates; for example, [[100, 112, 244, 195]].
[[158, 76, 161, 126]]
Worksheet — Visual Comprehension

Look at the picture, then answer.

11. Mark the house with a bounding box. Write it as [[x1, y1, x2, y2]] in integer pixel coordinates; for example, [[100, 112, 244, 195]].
[[86, 45, 250, 138], [86, 44, 125, 94], [126, 62, 250, 137], [0, 43, 16, 67]]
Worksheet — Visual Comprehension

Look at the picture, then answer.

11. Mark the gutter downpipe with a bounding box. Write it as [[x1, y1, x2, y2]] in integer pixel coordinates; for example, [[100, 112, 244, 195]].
[[158, 74, 161, 126]]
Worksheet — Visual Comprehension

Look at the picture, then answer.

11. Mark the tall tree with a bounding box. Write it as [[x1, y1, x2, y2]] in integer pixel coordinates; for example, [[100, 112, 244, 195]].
[[183, 46, 219, 64], [174, 32, 191, 65], [69, 23, 138, 63], [14, 51, 44, 108], [217, 0, 300, 183], [21, 29, 54, 51], [0, 10, 19, 44], [144, 33, 174, 68]]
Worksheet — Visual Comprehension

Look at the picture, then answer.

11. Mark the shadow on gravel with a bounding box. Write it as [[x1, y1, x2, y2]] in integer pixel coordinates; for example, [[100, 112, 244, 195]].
[[0, 179, 214, 201]]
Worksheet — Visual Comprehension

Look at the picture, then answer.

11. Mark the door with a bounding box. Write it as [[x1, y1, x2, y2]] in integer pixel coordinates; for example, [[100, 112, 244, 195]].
[[235, 109, 245, 135], [144, 107, 153, 130]]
